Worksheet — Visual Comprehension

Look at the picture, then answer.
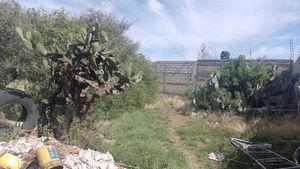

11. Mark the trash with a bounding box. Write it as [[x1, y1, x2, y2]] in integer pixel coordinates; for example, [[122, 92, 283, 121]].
[[62, 149, 118, 169], [0, 134, 123, 169], [36, 146, 63, 169], [208, 152, 224, 162], [0, 152, 24, 169], [213, 122, 220, 128]]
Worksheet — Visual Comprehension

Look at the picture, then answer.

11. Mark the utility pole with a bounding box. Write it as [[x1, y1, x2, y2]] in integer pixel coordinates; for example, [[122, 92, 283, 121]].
[[289, 36, 294, 74], [249, 41, 252, 60], [289, 36, 295, 61]]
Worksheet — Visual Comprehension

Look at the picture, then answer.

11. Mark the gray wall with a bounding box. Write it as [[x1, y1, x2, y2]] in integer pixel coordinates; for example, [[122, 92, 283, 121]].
[[154, 59, 292, 94]]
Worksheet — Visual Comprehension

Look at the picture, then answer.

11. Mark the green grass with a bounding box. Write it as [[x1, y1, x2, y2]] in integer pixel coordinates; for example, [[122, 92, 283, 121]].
[[176, 114, 300, 169], [71, 110, 188, 169], [176, 116, 252, 169]]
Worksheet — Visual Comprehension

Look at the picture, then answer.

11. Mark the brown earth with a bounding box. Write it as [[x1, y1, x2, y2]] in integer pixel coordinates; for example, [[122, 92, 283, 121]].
[[147, 95, 200, 169]]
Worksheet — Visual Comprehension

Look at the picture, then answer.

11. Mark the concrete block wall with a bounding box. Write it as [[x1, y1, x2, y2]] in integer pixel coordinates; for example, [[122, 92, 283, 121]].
[[154, 59, 292, 94], [154, 61, 196, 94]]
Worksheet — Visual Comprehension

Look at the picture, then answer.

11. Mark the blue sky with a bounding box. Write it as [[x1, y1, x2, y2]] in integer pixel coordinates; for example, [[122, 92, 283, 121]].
[[21, 0, 300, 61]]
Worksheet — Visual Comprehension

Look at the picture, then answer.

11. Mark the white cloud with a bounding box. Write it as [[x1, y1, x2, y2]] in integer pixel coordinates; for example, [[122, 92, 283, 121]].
[[146, 0, 165, 15], [128, 0, 300, 60], [93, 1, 115, 14], [20, 0, 300, 61], [253, 45, 300, 59]]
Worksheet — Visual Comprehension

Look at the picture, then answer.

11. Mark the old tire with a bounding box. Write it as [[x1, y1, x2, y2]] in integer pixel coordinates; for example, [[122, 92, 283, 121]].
[[0, 88, 39, 130]]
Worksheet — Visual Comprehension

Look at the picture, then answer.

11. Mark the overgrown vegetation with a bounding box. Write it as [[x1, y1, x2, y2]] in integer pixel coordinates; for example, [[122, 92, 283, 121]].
[[1, 1, 298, 169], [69, 110, 187, 169], [177, 113, 300, 169], [0, 0, 158, 137], [193, 56, 297, 114]]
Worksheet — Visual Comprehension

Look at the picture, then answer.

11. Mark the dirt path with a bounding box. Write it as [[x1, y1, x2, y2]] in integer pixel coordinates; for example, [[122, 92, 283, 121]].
[[147, 96, 200, 169], [167, 113, 200, 169]]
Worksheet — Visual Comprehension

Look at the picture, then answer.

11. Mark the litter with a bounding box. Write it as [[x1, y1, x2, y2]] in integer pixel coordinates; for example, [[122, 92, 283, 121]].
[[208, 152, 225, 162]]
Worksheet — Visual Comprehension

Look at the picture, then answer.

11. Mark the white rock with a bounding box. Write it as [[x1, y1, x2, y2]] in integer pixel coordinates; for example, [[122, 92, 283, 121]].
[[98, 163, 108, 169], [103, 152, 114, 161], [64, 156, 75, 168], [94, 154, 103, 161], [107, 163, 118, 169]]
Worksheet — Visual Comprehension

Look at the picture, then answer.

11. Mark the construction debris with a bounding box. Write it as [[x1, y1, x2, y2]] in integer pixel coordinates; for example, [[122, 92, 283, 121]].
[[208, 152, 224, 162], [0, 134, 122, 169]]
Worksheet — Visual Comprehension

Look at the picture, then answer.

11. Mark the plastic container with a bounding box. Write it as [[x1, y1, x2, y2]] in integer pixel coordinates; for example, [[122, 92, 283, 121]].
[[36, 146, 63, 169], [0, 152, 24, 169]]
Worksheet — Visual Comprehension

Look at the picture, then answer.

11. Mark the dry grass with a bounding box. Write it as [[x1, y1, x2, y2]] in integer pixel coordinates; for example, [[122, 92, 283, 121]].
[[170, 95, 300, 169], [145, 95, 186, 110], [6, 79, 31, 91], [192, 113, 248, 134], [247, 115, 300, 138], [147, 95, 300, 140]]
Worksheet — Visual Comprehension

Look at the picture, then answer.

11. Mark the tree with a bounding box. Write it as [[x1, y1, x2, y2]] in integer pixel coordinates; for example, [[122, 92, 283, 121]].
[[0, 1, 33, 87], [79, 10, 139, 64], [0, 1, 158, 136], [16, 23, 142, 136]]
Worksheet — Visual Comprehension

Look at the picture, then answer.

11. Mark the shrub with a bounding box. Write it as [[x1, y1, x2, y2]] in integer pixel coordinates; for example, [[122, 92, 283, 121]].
[[181, 84, 196, 101], [87, 53, 158, 120], [193, 56, 270, 112]]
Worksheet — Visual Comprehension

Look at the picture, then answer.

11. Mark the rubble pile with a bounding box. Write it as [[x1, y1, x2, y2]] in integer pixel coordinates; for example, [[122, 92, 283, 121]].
[[64, 149, 117, 169], [0, 134, 122, 169]]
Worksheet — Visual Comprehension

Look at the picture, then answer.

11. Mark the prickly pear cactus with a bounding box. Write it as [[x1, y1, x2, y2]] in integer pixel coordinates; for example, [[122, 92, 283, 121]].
[[194, 71, 241, 111], [16, 23, 143, 135]]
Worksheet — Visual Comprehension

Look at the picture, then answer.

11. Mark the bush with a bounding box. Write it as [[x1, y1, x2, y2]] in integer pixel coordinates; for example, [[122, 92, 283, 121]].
[[87, 53, 158, 120], [193, 56, 270, 112], [181, 84, 196, 101]]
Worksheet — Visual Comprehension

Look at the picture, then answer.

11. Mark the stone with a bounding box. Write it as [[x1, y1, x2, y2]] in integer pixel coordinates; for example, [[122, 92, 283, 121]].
[[99, 163, 108, 169], [107, 163, 118, 169], [63, 156, 75, 168], [94, 154, 103, 161]]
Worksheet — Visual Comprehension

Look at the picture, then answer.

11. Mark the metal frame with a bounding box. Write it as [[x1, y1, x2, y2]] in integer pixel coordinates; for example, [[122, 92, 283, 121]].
[[230, 138, 300, 169]]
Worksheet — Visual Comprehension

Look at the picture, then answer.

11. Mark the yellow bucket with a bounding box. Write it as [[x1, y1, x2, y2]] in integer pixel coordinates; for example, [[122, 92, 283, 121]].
[[0, 152, 24, 169], [36, 146, 63, 169]]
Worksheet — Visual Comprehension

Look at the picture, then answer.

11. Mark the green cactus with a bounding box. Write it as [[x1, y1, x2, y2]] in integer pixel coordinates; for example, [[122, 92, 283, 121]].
[[36, 42, 47, 55], [23, 39, 33, 50], [16, 27, 47, 55], [25, 31, 32, 39], [16, 23, 142, 128], [101, 31, 109, 42], [15, 27, 24, 41]]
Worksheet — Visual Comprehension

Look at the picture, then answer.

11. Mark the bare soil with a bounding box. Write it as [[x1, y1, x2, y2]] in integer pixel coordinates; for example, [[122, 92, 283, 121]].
[[167, 113, 200, 169], [148, 95, 200, 169]]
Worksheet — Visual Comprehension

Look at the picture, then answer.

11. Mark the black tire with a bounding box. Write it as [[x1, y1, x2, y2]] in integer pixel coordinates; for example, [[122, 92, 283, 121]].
[[0, 88, 39, 130]]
